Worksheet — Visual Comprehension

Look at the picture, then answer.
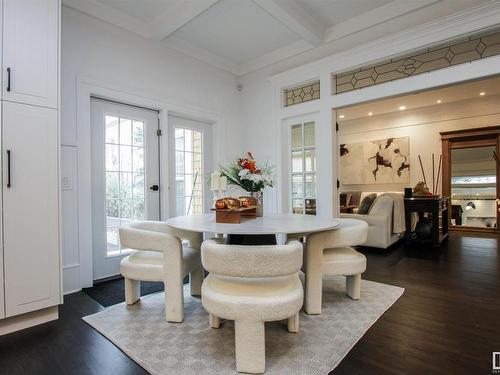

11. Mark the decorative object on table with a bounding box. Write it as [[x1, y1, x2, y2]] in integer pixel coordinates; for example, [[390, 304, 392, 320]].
[[212, 197, 257, 224], [340, 137, 410, 184], [412, 181, 431, 196], [404, 196, 449, 247], [210, 172, 228, 208], [415, 153, 442, 196], [218, 152, 274, 217]]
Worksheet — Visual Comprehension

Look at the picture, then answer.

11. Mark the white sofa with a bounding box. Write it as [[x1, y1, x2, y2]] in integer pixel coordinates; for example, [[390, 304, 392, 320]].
[[340, 192, 403, 249]]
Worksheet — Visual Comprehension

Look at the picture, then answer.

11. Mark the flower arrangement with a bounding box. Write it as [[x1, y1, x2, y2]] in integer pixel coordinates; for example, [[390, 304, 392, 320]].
[[218, 152, 274, 193]]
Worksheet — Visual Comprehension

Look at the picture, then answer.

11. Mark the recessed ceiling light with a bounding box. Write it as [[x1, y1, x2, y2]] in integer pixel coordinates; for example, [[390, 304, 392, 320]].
[[479, 92, 486, 96], [368, 112, 373, 116], [436, 99, 442, 103], [399, 106, 406, 110], [339, 115, 345, 119]]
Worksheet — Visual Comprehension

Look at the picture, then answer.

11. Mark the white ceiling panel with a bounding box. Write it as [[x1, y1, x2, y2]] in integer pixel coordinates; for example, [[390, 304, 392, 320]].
[[98, 0, 177, 23], [171, 0, 301, 64]]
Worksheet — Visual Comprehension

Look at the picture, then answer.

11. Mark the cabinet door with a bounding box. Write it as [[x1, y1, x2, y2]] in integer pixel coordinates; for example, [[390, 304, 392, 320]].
[[3, 101, 60, 317], [0, 102, 3, 320], [2, 0, 58, 108]]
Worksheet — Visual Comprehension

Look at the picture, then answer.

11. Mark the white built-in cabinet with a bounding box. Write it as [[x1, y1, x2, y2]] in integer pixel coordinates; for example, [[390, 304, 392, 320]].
[[2, 0, 59, 108], [0, 0, 60, 328]]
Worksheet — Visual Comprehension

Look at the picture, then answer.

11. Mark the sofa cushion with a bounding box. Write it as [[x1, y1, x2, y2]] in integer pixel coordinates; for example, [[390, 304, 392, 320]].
[[369, 195, 393, 216], [357, 193, 377, 214]]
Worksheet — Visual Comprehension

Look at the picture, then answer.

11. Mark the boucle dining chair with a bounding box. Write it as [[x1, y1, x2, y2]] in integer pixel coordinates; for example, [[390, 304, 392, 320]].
[[201, 239, 304, 374], [303, 218, 368, 315], [119, 221, 204, 323]]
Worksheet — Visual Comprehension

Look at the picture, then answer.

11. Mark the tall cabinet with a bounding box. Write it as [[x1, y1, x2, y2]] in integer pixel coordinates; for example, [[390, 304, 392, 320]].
[[0, 0, 61, 333]]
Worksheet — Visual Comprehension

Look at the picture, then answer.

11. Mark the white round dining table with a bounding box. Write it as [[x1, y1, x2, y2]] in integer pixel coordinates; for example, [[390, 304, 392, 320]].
[[165, 213, 339, 235]]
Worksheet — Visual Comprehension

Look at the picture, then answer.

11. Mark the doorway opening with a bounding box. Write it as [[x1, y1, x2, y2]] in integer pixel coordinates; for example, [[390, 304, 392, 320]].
[[335, 75, 500, 239]]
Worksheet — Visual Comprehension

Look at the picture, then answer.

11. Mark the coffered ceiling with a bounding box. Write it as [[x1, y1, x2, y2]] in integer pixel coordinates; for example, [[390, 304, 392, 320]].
[[63, 0, 492, 76]]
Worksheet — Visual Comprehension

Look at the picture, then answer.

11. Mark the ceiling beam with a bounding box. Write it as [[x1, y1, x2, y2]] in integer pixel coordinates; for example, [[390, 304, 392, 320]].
[[148, 0, 221, 41], [253, 0, 324, 46], [324, 0, 440, 43]]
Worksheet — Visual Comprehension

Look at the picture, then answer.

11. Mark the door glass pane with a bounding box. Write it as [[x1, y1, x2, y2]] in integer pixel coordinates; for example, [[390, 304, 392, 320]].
[[450, 146, 497, 228], [291, 124, 302, 148], [305, 174, 316, 198], [305, 149, 316, 172], [292, 150, 304, 173], [292, 199, 304, 214], [304, 122, 315, 147], [289, 121, 316, 215], [175, 127, 203, 215], [292, 174, 303, 198], [105, 115, 145, 256]]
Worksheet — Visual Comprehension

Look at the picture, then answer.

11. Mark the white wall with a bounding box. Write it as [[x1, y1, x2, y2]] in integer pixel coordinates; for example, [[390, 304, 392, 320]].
[[61, 7, 242, 293], [339, 95, 500, 193]]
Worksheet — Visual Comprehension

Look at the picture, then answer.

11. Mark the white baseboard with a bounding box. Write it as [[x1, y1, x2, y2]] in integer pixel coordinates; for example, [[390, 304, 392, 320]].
[[0, 306, 59, 336]]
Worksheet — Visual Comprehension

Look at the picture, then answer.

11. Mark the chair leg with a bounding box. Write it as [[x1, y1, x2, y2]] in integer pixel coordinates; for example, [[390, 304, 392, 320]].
[[346, 274, 361, 300], [209, 313, 220, 329], [189, 265, 204, 297], [304, 244, 323, 315], [164, 277, 184, 323], [287, 312, 299, 333], [124, 278, 140, 305], [235, 320, 265, 374]]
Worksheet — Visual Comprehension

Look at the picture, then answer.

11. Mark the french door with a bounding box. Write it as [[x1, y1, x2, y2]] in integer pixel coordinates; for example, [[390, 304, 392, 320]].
[[91, 98, 160, 280], [168, 115, 213, 217]]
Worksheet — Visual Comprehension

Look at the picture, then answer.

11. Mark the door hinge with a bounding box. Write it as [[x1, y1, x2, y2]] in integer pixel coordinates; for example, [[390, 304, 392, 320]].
[[336, 122, 339, 132], [157, 129, 162, 136], [337, 179, 340, 189]]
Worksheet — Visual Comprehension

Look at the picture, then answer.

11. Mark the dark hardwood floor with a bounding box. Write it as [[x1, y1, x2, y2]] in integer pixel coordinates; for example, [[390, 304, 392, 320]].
[[0, 232, 498, 375]]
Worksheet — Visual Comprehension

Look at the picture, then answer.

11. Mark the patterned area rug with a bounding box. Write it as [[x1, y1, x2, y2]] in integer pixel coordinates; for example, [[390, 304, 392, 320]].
[[83, 276, 403, 374]]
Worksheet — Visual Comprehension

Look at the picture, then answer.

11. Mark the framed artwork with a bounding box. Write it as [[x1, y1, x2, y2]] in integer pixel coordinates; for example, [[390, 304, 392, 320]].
[[340, 137, 410, 184]]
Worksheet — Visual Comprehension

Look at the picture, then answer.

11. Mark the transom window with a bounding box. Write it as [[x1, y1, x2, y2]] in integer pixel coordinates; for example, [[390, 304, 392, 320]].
[[105, 115, 145, 256], [175, 128, 203, 216], [290, 122, 316, 215]]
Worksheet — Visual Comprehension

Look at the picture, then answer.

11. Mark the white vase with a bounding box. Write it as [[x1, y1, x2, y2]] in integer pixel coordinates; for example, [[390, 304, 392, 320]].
[[251, 191, 263, 217]]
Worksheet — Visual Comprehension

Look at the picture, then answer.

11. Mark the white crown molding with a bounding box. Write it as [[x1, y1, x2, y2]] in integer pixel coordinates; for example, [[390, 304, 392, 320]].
[[164, 36, 240, 75], [323, 0, 440, 43], [270, 0, 500, 85]]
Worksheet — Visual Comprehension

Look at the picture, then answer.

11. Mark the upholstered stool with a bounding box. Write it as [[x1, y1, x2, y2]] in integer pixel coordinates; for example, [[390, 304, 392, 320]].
[[201, 239, 304, 374], [304, 218, 368, 315], [119, 221, 203, 323]]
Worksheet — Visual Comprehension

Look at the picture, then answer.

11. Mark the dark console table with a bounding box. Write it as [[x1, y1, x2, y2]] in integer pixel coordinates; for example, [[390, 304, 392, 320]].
[[404, 197, 449, 247]]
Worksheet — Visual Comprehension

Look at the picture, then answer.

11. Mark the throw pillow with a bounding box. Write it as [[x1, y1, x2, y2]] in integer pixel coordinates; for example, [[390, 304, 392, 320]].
[[357, 193, 377, 214]]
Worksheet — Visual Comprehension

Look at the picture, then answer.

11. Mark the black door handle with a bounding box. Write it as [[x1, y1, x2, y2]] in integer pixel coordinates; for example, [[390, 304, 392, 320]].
[[6, 67, 11, 92], [150, 185, 159, 191], [6, 150, 11, 188]]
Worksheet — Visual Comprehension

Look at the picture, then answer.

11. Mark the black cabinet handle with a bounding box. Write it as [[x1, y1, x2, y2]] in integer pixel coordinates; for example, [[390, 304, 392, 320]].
[[6, 150, 11, 188], [6, 67, 11, 92], [150, 185, 159, 191]]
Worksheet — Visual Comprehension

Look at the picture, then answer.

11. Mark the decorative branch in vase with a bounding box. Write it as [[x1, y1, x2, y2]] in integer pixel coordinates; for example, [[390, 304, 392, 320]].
[[218, 152, 275, 217]]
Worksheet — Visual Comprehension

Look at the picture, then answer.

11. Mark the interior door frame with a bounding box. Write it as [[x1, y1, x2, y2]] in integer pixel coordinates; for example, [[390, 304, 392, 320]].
[[167, 114, 214, 217], [441, 125, 500, 233], [90, 97, 161, 281]]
